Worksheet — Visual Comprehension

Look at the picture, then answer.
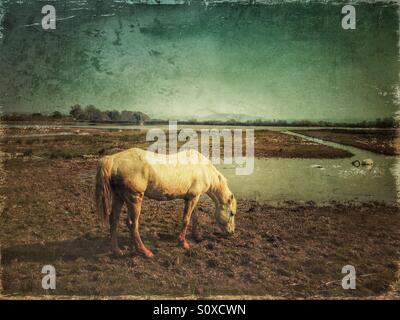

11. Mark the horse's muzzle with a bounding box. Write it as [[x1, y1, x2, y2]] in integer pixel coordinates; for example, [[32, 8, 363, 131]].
[[224, 228, 235, 237]]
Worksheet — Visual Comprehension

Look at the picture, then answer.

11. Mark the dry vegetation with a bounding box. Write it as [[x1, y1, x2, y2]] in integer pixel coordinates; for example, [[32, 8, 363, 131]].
[[0, 158, 399, 298], [1, 126, 352, 160]]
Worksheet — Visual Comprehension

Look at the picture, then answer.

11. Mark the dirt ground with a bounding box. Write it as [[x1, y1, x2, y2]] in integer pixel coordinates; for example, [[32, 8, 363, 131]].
[[294, 129, 399, 156], [0, 124, 399, 299], [0, 158, 399, 298]]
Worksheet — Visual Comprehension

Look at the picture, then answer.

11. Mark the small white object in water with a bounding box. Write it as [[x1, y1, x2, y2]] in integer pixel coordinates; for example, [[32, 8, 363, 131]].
[[310, 164, 324, 169], [361, 159, 374, 166]]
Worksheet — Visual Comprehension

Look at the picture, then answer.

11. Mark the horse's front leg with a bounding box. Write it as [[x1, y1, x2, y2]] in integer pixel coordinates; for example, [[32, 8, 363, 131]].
[[178, 195, 200, 249]]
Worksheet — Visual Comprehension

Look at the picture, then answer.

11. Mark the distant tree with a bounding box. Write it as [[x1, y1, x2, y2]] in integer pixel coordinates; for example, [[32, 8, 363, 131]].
[[52, 111, 63, 118], [132, 111, 150, 124], [70, 104, 83, 119], [95, 112, 110, 121], [107, 110, 121, 121], [68, 104, 150, 123], [376, 117, 395, 128], [119, 110, 133, 122], [83, 105, 102, 121], [31, 113, 43, 118], [84, 105, 97, 117]]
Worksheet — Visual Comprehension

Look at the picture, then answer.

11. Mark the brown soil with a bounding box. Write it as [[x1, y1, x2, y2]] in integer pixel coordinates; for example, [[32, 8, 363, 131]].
[[0, 158, 399, 299], [254, 130, 352, 158], [293, 129, 399, 156]]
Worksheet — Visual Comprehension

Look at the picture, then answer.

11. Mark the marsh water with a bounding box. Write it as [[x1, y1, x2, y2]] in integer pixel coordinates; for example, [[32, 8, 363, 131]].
[[218, 130, 400, 205]]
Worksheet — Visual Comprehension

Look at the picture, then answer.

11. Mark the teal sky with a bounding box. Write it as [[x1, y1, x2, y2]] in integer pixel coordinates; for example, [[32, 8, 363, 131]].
[[0, 1, 399, 122]]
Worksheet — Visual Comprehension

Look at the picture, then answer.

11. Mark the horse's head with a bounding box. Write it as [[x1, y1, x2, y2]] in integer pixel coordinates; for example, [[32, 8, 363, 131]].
[[215, 193, 237, 235]]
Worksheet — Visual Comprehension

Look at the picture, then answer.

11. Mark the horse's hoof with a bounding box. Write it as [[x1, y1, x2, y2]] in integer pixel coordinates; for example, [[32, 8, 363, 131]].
[[138, 248, 154, 258], [182, 241, 190, 250], [178, 234, 190, 249], [143, 251, 154, 258]]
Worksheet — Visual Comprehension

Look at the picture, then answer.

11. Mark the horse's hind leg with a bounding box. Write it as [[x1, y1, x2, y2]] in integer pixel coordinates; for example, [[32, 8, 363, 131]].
[[110, 193, 124, 256], [178, 195, 200, 249], [126, 216, 133, 235], [125, 216, 135, 251], [126, 193, 153, 258]]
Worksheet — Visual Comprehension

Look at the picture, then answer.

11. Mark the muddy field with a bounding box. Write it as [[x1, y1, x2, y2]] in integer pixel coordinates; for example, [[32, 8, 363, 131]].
[[0, 124, 399, 299], [1, 125, 352, 159], [294, 129, 399, 156]]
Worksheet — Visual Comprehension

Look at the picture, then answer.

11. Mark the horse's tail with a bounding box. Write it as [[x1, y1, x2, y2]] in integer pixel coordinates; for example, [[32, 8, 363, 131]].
[[95, 155, 114, 228]]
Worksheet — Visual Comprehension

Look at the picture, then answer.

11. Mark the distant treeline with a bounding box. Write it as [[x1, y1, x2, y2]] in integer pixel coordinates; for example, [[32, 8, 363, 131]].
[[148, 117, 399, 128], [69, 105, 150, 123], [1, 105, 150, 124], [1, 111, 72, 122], [1, 109, 398, 128]]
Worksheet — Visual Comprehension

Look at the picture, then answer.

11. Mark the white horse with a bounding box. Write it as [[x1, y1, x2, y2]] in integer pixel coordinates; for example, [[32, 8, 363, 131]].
[[95, 148, 237, 258]]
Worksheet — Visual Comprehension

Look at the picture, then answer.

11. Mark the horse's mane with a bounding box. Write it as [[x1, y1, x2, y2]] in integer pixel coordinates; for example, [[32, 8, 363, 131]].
[[209, 168, 232, 202]]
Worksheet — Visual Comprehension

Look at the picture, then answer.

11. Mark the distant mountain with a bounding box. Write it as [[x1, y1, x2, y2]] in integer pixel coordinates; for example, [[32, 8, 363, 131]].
[[191, 112, 263, 122]]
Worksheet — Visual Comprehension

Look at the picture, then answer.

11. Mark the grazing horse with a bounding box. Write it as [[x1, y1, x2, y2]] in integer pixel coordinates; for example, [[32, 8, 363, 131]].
[[95, 148, 237, 258]]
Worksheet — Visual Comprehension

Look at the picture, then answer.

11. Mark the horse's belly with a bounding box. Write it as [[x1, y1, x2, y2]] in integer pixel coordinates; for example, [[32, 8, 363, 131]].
[[144, 185, 187, 201]]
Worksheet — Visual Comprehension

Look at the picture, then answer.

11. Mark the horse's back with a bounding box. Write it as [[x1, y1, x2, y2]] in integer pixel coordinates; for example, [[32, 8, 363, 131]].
[[147, 149, 214, 198], [108, 148, 215, 199]]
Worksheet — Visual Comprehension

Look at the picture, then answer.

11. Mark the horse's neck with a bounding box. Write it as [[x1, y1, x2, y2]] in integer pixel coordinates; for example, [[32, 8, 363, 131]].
[[207, 189, 221, 208]]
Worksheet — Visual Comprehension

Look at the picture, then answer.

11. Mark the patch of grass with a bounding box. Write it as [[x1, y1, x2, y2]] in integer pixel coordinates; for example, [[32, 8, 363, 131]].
[[23, 149, 33, 157]]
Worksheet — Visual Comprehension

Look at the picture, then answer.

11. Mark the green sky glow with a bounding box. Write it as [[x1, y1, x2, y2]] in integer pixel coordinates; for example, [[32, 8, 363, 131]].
[[0, 1, 399, 122]]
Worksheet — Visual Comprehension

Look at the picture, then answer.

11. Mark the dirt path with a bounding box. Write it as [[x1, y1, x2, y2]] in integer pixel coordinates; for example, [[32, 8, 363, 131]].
[[293, 129, 399, 156]]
